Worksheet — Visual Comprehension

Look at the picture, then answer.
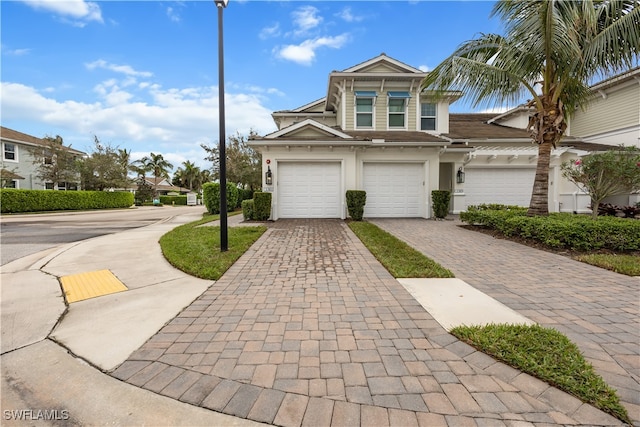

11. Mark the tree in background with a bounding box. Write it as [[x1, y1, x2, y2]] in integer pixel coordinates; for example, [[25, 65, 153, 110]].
[[27, 135, 79, 188], [78, 136, 132, 191], [562, 146, 640, 219], [422, 0, 639, 216], [172, 160, 202, 191], [201, 130, 261, 190], [135, 152, 174, 196]]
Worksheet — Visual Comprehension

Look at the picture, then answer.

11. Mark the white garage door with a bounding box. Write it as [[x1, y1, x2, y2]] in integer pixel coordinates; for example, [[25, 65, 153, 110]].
[[464, 168, 535, 207], [278, 162, 341, 218], [363, 163, 424, 217]]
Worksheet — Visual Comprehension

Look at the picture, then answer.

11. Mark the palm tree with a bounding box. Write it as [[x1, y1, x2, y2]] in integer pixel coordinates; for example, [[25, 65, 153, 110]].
[[422, 0, 639, 216], [136, 152, 174, 195], [181, 160, 200, 191]]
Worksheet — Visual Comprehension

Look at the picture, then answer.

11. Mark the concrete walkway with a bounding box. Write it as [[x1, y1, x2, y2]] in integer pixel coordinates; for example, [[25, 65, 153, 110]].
[[112, 219, 629, 426], [371, 217, 640, 424]]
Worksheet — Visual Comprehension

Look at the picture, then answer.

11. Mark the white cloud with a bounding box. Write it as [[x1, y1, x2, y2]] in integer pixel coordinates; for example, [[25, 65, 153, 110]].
[[0, 81, 277, 171], [275, 34, 349, 66], [259, 23, 280, 40], [291, 6, 322, 36], [419, 65, 430, 72], [20, 0, 103, 25], [85, 59, 153, 78], [166, 6, 181, 23], [336, 7, 364, 23]]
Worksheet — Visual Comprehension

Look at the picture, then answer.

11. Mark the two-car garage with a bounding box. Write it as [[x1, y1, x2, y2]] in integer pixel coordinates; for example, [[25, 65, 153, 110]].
[[276, 161, 427, 219]]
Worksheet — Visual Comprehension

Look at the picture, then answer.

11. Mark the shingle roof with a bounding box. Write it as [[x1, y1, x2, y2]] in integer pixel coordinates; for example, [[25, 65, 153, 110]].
[[0, 126, 86, 155], [446, 114, 531, 140], [343, 130, 448, 143]]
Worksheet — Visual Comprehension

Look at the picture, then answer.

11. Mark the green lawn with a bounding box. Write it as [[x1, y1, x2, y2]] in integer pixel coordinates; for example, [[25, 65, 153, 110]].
[[159, 212, 266, 280], [574, 253, 640, 276], [348, 221, 453, 278], [452, 324, 630, 424]]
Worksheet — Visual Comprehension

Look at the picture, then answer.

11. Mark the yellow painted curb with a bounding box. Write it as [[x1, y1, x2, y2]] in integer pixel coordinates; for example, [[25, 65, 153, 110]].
[[60, 269, 128, 303]]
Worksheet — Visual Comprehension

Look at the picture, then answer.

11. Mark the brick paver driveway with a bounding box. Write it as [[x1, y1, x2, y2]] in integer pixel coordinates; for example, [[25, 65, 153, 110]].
[[112, 219, 626, 426], [371, 217, 640, 425]]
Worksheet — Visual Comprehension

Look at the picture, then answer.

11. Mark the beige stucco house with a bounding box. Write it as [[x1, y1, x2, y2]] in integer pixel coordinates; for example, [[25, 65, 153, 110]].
[[249, 54, 635, 220]]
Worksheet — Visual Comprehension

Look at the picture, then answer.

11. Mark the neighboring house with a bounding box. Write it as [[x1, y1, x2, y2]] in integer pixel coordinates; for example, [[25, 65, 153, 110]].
[[249, 53, 629, 219], [0, 126, 85, 190], [567, 67, 640, 148], [126, 177, 188, 196]]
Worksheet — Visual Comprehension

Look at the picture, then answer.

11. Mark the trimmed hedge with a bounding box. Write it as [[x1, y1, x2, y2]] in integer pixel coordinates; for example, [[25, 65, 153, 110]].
[[460, 204, 640, 252], [242, 199, 254, 221], [0, 189, 134, 213], [203, 182, 240, 214], [431, 190, 451, 219], [253, 192, 272, 221], [159, 195, 187, 206], [346, 190, 366, 221]]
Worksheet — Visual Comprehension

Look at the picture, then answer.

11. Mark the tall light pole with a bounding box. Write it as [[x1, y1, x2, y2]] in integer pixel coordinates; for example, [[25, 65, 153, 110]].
[[215, 0, 228, 251]]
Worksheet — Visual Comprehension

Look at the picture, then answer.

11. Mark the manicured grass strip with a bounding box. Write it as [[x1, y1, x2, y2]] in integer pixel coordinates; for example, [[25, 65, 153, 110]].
[[451, 324, 630, 424], [159, 219, 266, 280], [348, 221, 453, 278], [574, 253, 640, 276]]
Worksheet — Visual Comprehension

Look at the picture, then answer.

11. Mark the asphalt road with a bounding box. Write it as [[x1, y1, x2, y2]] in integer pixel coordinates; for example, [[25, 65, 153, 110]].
[[0, 205, 207, 266]]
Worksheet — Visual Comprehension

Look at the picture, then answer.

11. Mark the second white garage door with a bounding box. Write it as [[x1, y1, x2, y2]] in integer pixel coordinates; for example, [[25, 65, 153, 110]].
[[464, 168, 535, 207], [363, 163, 424, 217], [278, 162, 341, 218]]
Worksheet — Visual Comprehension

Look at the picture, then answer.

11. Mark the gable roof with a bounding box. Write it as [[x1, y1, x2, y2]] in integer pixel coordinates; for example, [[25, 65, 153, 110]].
[[264, 119, 353, 140], [326, 53, 429, 113], [1, 126, 86, 155]]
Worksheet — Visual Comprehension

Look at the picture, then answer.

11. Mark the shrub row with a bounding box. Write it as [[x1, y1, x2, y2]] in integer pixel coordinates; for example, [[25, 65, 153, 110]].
[[0, 189, 134, 213], [159, 195, 188, 206], [460, 204, 640, 252]]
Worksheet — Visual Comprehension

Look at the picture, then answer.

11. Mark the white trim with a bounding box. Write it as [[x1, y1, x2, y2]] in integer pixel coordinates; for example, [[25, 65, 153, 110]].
[[264, 119, 353, 139], [2, 142, 18, 163]]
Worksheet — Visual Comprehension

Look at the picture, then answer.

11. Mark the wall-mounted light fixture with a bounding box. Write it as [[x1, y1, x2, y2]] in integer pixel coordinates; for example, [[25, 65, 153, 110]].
[[456, 167, 465, 184], [265, 166, 273, 185]]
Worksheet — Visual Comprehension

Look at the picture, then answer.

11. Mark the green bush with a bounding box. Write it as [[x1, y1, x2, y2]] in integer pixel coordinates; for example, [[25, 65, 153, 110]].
[[460, 204, 640, 252], [253, 192, 272, 221], [240, 188, 254, 207], [431, 190, 451, 219], [0, 189, 134, 213], [242, 199, 255, 221], [202, 182, 239, 214], [346, 190, 366, 221], [159, 195, 187, 206]]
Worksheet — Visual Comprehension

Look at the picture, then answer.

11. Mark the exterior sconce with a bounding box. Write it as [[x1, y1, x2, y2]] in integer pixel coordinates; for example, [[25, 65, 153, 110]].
[[456, 167, 465, 184], [265, 166, 273, 185]]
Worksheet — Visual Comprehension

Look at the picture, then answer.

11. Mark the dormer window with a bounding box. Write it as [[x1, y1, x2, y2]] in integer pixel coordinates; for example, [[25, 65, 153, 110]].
[[355, 91, 376, 128], [421, 103, 437, 131], [388, 92, 410, 129]]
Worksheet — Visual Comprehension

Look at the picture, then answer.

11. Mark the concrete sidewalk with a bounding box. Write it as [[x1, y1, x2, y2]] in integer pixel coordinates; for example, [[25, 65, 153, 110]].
[[0, 213, 633, 426]]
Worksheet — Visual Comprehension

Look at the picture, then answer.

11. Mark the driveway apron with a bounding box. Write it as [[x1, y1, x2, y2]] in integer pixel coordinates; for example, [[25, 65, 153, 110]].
[[113, 219, 625, 426], [371, 218, 640, 425]]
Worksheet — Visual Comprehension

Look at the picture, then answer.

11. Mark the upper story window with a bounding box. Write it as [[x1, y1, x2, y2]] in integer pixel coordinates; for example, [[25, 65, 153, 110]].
[[3, 143, 17, 161], [355, 91, 376, 128], [388, 92, 411, 128], [421, 103, 437, 131]]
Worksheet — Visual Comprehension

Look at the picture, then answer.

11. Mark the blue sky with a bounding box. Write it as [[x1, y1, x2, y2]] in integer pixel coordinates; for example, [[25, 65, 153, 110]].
[[1, 0, 504, 171]]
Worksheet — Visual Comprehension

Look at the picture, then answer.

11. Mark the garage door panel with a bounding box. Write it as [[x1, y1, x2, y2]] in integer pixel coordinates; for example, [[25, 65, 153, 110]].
[[278, 163, 341, 218], [465, 168, 534, 207], [363, 163, 424, 217]]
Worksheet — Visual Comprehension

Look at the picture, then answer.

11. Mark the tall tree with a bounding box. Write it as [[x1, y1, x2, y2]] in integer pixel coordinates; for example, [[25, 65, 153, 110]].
[[421, 0, 639, 216], [78, 136, 132, 190], [201, 130, 261, 190], [135, 152, 174, 195], [27, 135, 79, 188]]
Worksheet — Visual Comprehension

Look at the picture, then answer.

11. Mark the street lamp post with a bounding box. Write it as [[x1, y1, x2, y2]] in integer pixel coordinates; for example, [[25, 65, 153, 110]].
[[215, 0, 228, 251]]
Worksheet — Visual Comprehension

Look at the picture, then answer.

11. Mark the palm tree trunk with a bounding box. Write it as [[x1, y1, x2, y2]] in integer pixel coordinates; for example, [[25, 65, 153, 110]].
[[527, 141, 552, 216]]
